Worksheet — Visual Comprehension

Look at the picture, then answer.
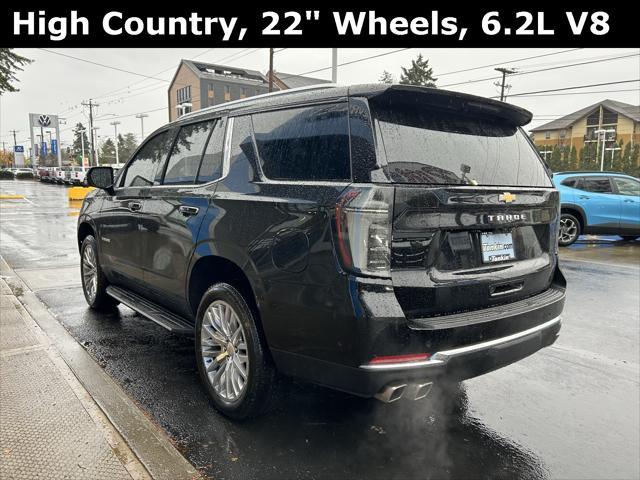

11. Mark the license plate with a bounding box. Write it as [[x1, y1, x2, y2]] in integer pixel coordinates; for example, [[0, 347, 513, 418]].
[[480, 232, 516, 263]]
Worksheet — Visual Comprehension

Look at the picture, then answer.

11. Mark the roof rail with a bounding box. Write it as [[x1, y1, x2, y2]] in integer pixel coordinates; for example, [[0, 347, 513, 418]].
[[177, 83, 338, 121], [554, 170, 627, 175]]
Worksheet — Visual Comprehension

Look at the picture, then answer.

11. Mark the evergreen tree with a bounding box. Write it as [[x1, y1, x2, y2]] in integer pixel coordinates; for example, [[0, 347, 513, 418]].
[[99, 138, 116, 164], [72, 123, 90, 163], [379, 70, 395, 84], [630, 144, 640, 177], [549, 145, 562, 172], [399, 54, 437, 87], [0, 48, 32, 93], [579, 143, 598, 170], [620, 142, 633, 175], [118, 133, 138, 163], [610, 140, 624, 172], [568, 146, 578, 170]]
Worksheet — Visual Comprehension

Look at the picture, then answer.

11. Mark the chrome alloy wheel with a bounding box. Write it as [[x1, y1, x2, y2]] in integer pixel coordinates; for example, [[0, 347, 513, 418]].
[[559, 217, 578, 244], [200, 301, 249, 402], [82, 244, 98, 303]]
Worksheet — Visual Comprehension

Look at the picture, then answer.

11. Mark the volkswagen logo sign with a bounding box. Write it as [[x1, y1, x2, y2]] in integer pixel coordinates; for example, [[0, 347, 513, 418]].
[[38, 115, 51, 127]]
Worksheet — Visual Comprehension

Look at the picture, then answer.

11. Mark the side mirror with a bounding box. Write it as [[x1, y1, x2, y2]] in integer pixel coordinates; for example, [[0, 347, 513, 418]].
[[86, 167, 114, 191]]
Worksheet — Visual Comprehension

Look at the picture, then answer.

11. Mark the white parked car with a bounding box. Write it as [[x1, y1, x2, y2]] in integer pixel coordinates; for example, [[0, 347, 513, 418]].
[[69, 167, 87, 185], [54, 166, 71, 184]]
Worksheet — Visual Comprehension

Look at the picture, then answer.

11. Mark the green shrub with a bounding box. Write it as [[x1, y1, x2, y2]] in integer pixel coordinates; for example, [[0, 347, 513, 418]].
[[0, 169, 14, 179], [15, 171, 34, 180]]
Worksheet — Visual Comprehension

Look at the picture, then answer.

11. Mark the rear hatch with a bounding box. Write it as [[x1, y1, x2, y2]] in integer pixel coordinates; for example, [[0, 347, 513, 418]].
[[368, 87, 560, 321]]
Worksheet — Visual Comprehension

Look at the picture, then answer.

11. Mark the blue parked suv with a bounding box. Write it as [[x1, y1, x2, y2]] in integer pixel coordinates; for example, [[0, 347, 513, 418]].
[[553, 171, 640, 246]]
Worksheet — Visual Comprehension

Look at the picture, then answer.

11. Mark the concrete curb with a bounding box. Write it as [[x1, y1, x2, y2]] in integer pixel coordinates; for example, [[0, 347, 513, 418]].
[[0, 256, 201, 480]]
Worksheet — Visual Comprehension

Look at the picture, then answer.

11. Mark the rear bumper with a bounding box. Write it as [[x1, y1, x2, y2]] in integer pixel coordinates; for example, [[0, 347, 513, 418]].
[[361, 315, 560, 382], [273, 315, 561, 398]]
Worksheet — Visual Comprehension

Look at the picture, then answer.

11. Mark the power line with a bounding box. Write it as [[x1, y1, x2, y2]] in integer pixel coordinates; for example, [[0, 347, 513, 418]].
[[494, 79, 639, 99], [40, 49, 172, 83], [277, 48, 412, 80], [506, 88, 639, 98], [92, 48, 216, 101], [440, 53, 639, 88], [436, 49, 582, 77], [93, 106, 166, 122]]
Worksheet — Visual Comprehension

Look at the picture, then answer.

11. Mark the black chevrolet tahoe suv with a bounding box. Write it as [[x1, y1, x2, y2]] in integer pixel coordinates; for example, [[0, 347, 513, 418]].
[[78, 84, 565, 419]]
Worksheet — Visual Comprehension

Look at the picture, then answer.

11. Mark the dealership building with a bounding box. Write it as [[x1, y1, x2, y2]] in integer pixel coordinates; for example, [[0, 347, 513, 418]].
[[167, 60, 330, 122], [531, 99, 640, 158]]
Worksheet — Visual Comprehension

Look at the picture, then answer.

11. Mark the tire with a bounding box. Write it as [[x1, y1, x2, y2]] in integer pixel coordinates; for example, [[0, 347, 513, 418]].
[[195, 283, 278, 420], [80, 235, 119, 310], [558, 213, 581, 246], [620, 236, 639, 241]]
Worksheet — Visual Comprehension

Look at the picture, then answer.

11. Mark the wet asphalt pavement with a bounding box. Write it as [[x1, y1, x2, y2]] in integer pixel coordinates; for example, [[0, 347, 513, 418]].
[[1, 179, 639, 480]]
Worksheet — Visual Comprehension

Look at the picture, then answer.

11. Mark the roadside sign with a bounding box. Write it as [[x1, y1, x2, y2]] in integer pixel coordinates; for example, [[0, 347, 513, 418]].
[[51, 139, 58, 155], [14, 145, 25, 167], [41, 142, 48, 157]]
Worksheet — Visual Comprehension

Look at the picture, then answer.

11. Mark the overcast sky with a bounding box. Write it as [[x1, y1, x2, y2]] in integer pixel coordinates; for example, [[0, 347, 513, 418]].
[[1, 47, 638, 150]]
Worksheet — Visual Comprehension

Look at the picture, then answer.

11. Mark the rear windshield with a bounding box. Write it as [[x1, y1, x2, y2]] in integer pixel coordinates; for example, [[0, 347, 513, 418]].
[[372, 106, 551, 187]]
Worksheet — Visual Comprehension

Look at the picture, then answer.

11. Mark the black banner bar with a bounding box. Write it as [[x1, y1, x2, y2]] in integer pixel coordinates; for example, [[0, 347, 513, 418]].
[[1, 6, 636, 47]]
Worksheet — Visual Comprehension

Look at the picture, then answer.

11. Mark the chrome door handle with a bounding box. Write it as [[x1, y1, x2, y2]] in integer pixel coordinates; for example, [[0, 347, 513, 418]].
[[129, 201, 142, 212], [178, 205, 199, 217]]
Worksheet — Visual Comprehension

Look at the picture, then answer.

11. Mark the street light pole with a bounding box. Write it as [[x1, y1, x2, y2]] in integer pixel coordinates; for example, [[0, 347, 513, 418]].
[[93, 127, 100, 166], [136, 113, 148, 140], [9, 129, 19, 168], [606, 146, 622, 168], [331, 48, 338, 83], [110, 121, 121, 165], [78, 128, 86, 167], [595, 129, 616, 171]]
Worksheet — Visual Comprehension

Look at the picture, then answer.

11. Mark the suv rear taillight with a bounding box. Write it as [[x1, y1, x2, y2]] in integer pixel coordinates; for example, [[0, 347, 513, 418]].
[[334, 186, 394, 278]]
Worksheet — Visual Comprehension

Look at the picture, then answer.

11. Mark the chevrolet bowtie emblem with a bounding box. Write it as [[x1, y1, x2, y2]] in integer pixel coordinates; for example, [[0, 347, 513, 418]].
[[499, 192, 516, 203]]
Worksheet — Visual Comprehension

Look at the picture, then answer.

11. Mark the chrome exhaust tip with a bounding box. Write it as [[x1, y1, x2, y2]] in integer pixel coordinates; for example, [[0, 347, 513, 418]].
[[412, 382, 433, 401], [374, 383, 407, 403]]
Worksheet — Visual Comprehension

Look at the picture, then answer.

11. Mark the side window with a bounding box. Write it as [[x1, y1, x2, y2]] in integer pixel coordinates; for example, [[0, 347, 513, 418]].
[[560, 177, 580, 188], [122, 132, 172, 187], [613, 177, 640, 196], [163, 120, 214, 185], [252, 103, 350, 181], [197, 119, 226, 183], [581, 177, 613, 194]]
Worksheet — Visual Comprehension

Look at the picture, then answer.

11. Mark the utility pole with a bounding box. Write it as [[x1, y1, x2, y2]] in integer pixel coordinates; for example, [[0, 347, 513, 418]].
[[110, 121, 121, 165], [268, 48, 274, 92], [135, 113, 148, 140], [82, 99, 99, 166], [331, 48, 338, 83], [9, 130, 19, 168], [494, 67, 517, 102]]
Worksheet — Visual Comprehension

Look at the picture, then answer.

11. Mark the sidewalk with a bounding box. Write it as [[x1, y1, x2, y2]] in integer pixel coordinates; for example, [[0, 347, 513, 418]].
[[0, 277, 144, 479], [0, 258, 199, 480]]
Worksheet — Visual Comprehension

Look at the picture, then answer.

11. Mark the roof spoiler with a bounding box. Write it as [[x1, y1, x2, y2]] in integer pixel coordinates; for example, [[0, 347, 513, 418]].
[[361, 84, 533, 127]]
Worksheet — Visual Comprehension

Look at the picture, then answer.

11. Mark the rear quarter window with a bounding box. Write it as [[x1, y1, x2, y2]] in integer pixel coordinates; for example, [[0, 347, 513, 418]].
[[252, 103, 350, 181], [560, 177, 581, 188], [581, 177, 613, 193]]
